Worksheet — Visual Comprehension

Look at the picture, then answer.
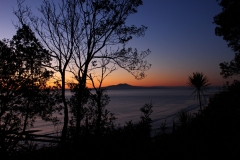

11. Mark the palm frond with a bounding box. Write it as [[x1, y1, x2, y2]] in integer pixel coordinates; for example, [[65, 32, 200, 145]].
[[187, 72, 210, 111]]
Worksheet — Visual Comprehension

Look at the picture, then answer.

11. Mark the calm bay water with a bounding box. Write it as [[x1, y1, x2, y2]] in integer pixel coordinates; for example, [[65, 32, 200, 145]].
[[33, 87, 219, 134], [105, 87, 200, 130]]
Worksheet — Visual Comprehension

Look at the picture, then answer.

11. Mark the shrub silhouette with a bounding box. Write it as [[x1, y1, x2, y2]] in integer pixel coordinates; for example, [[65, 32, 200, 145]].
[[175, 110, 192, 129]]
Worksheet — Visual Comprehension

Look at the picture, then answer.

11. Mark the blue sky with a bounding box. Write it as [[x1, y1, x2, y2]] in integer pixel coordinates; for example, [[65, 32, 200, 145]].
[[0, 0, 235, 86]]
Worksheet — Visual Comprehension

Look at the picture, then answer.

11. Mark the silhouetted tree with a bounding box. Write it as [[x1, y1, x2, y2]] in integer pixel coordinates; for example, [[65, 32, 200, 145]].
[[119, 102, 153, 142], [11, 24, 55, 132], [68, 83, 90, 139], [15, 0, 151, 143], [67, 0, 151, 142], [87, 59, 117, 137], [214, 0, 240, 78], [139, 102, 153, 138], [87, 89, 116, 137], [68, 84, 116, 138], [219, 55, 240, 78], [175, 110, 192, 129], [188, 72, 210, 111], [0, 25, 60, 153], [14, 0, 79, 143]]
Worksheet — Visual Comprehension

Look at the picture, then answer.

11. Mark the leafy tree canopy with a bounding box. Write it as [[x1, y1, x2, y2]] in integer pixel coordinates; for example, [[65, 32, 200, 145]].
[[214, 0, 240, 78], [0, 24, 58, 135]]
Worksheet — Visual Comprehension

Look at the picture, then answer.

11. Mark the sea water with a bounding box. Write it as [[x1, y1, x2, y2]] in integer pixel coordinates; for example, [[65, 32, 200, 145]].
[[32, 86, 220, 134]]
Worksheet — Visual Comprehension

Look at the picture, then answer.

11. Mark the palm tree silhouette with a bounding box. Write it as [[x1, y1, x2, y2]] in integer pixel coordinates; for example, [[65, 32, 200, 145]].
[[188, 72, 210, 112]]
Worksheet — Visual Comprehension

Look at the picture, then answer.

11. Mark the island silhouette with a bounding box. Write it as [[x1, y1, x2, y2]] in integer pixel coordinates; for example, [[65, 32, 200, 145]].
[[105, 83, 143, 89], [104, 83, 187, 90]]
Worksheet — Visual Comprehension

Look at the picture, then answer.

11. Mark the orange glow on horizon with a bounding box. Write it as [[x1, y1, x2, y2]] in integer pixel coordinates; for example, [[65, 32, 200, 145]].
[[46, 77, 224, 89], [46, 69, 226, 89]]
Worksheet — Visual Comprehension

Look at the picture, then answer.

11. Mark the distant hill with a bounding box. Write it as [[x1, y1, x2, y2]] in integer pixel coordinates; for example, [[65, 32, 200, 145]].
[[104, 83, 142, 90], [104, 83, 172, 90]]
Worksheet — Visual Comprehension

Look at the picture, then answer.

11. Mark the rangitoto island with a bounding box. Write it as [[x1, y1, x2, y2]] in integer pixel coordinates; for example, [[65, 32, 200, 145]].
[[105, 83, 144, 89], [104, 83, 191, 90]]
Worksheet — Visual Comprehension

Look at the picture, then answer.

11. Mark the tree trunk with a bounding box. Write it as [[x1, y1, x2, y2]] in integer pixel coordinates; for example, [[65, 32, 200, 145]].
[[23, 114, 28, 132], [75, 72, 87, 143], [198, 92, 202, 112], [96, 91, 102, 137], [75, 63, 89, 143], [23, 100, 30, 132], [61, 73, 68, 145], [75, 87, 81, 143]]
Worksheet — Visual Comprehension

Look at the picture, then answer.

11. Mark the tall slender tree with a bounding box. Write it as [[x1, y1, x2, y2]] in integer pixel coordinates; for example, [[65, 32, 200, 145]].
[[64, 0, 151, 142], [15, 0, 81, 144], [188, 72, 210, 111], [15, 0, 151, 143]]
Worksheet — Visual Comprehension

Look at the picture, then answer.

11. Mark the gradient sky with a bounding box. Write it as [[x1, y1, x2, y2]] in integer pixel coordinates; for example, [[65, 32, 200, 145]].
[[0, 0, 235, 87]]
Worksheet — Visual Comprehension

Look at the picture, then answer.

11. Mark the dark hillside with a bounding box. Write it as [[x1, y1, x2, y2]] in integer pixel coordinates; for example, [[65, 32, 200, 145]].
[[6, 82, 240, 160]]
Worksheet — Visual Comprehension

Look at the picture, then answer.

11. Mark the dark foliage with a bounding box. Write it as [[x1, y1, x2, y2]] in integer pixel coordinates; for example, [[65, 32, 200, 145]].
[[67, 86, 116, 142], [4, 81, 240, 160], [151, 80, 240, 159], [214, 0, 240, 78], [175, 110, 192, 129], [219, 53, 240, 78], [214, 0, 240, 53], [0, 25, 61, 154]]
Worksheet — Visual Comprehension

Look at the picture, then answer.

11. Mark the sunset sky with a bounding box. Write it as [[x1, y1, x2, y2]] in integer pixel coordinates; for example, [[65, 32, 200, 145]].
[[0, 0, 235, 87]]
